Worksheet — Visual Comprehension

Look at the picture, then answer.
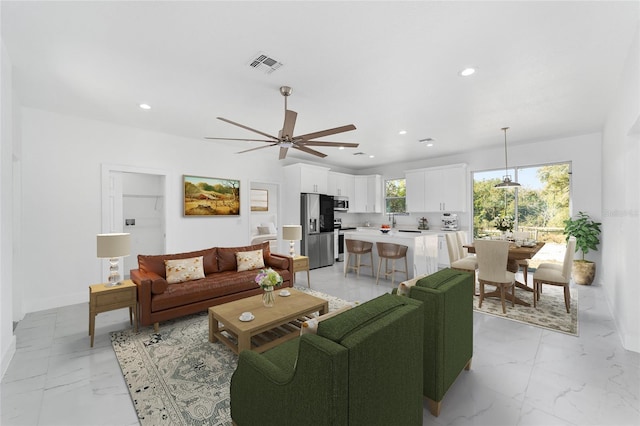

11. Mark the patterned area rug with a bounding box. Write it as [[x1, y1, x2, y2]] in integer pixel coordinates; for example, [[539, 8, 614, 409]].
[[110, 287, 350, 425], [473, 282, 578, 335]]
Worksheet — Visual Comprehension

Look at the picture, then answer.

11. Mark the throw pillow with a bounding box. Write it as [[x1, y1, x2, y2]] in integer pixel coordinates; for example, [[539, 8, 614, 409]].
[[236, 249, 265, 272], [301, 304, 355, 335], [165, 256, 205, 284], [257, 226, 272, 235], [260, 222, 277, 234]]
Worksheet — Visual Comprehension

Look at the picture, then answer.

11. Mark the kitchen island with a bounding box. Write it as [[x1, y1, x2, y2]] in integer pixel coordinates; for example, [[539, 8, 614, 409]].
[[342, 229, 439, 281]]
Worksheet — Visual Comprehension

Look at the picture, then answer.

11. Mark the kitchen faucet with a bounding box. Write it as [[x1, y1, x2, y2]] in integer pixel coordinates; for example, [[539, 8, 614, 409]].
[[388, 213, 397, 228]]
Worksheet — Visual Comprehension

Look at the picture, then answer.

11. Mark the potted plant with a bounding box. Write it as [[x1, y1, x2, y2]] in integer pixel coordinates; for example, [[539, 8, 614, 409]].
[[563, 211, 601, 285]]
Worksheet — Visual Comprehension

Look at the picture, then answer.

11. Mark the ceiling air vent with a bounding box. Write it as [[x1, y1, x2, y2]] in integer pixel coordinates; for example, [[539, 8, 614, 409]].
[[247, 52, 284, 74], [353, 152, 366, 156]]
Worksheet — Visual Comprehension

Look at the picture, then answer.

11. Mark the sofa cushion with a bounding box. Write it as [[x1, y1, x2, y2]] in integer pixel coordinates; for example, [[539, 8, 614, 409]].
[[318, 294, 405, 343], [151, 270, 263, 312], [416, 268, 466, 290], [165, 256, 205, 284], [138, 247, 219, 278], [218, 242, 270, 272], [236, 249, 265, 272]]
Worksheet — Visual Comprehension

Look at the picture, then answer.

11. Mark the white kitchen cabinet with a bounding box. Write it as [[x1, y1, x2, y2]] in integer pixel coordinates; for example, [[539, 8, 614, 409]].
[[327, 171, 354, 199], [405, 164, 467, 212], [284, 163, 329, 194], [352, 175, 382, 213], [405, 170, 427, 212]]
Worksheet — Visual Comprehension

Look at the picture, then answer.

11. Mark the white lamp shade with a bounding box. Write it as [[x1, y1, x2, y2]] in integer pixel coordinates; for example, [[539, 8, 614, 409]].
[[282, 225, 302, 241], [97, 233, 131, 258]]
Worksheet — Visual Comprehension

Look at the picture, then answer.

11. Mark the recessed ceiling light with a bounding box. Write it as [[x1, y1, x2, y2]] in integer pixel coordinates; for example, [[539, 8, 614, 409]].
[[426, 143, 434, 147], [459, 67, 476, 77], [398, 130, 407, 135], [369, 155, 375, 158], [139, 103, 151, 110], [339, 146, 345, 150]]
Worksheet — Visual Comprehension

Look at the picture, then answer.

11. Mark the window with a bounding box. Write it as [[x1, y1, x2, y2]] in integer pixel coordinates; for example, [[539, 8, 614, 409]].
[[472, 162, 571, 245], [385, 178, 406, 213]]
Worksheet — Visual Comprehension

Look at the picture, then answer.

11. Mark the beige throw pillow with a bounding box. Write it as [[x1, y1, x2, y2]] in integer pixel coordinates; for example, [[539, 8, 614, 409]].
[[236, 249, 265, 272], [165, 256, 205, 284], [301, 304, 355, 335]]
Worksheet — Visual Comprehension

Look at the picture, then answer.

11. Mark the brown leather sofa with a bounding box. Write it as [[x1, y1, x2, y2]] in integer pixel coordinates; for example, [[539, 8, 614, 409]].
[[130, 242, 293, 330]]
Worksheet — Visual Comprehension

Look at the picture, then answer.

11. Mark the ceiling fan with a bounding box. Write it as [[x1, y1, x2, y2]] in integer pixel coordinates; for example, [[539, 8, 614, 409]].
[[206, 86, 359, 160]]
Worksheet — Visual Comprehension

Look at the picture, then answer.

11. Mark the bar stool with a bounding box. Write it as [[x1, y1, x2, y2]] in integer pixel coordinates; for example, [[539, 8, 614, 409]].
[[375, 242, 409, 286], [344, 239, 374, 277]]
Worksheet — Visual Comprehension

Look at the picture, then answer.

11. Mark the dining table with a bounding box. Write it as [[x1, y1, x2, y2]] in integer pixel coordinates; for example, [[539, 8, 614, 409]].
[[464, 241, 545, 307]]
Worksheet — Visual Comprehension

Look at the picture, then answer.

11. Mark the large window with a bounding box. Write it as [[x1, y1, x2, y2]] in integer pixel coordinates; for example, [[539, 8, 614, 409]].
[[472, 163, 570, 245], [385, 178, 406, 213]]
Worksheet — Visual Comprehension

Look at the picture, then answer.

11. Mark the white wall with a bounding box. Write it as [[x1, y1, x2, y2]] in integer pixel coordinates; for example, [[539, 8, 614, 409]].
[[16, 107, 286, 314], [1, 35, 17, 377], [602, 26, 640, 352]]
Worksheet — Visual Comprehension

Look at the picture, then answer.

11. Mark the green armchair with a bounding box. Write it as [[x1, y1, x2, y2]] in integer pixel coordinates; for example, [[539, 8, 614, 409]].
[[230, 293, 424, 426], [399, 268, 474, 417]]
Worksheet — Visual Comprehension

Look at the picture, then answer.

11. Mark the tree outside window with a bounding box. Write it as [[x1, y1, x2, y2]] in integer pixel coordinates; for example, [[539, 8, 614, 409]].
[[472, 163, 570, 244], [385, 178, 406, 213]]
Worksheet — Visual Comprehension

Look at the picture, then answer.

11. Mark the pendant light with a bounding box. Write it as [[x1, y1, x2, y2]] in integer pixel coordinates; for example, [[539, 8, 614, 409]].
[[495, 126, 520, 188]]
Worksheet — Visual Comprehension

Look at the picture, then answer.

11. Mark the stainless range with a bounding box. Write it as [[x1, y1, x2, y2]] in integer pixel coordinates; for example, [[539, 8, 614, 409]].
[[333, 218, 356, 262]]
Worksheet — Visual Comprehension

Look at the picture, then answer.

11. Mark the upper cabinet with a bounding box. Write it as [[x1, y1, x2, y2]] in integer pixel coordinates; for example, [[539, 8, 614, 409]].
[[352, 175, 382, 213], [327, 171, 355, 199], [405, 164, 467, 212], [283, 163, 330, 194]]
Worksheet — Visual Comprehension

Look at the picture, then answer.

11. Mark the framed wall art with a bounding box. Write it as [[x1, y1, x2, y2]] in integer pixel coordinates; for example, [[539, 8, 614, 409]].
[[250, 189, 269, 212], [183, 175, 240, 216]]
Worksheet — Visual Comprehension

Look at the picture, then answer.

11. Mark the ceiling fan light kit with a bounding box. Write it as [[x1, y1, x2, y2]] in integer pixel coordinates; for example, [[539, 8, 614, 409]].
[[205, 86, 358, 160], [495, 126, 521, 189]]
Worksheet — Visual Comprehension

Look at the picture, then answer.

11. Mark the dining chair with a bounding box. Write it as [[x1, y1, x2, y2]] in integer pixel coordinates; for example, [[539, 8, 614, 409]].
[[533, 237, 576, 313], [513, 231, 531, 285], [475, 239, 515, 314], [446, 233, 477, 290]]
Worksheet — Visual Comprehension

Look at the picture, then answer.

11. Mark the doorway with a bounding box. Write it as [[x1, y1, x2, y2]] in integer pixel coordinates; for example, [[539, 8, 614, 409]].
[[102, 165, 166, 278]]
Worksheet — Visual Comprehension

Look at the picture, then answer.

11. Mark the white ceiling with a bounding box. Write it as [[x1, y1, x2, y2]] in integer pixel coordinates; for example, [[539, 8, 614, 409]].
[[2, 1, 639, 170]]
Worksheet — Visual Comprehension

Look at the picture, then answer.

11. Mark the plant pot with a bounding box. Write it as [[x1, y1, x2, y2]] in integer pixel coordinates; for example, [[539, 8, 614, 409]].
[[572, 260, 596, 285]]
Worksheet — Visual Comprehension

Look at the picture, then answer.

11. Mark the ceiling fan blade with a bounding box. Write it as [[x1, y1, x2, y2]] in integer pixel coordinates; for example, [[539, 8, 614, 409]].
[[293, 144, 328, 158], [236, 143, 279, 154], [295, 141, 359, 148], [205, 137, 275, 142], [278, 147, 289, 160], [281, 110, 297, 139], [296, 124, 356, 141], [217, 117, 279, 140]]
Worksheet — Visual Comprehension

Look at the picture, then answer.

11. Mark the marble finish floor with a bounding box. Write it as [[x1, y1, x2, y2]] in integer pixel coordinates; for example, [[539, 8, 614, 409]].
[[2, 263, 639, 425]]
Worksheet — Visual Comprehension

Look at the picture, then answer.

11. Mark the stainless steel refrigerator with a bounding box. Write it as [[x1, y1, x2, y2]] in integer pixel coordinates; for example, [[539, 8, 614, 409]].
[[300, 193, 334, 269]]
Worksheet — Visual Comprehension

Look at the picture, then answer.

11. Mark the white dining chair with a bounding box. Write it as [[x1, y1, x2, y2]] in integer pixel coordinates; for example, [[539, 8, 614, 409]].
[[513, 231, 531, 285], [475, 239, 515, 314], [533, 237, 576, 313], [445, 233, 477, 291]]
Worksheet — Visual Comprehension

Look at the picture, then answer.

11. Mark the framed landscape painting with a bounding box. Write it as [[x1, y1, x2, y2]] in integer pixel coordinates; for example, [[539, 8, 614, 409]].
[[183, 175, 240, 216]]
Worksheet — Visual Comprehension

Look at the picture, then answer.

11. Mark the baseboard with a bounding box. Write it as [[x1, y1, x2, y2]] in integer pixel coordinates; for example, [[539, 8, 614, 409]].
[[23, 290, 87, 314]]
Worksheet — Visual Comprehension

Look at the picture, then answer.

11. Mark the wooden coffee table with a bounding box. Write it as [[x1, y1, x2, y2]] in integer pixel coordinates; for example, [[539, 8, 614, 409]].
[[208, 288, 328, 354]]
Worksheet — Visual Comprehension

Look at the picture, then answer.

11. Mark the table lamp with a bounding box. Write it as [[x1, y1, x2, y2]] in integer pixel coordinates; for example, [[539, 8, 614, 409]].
[[97, 233, 131, 286], [282, 225, 302, 257]]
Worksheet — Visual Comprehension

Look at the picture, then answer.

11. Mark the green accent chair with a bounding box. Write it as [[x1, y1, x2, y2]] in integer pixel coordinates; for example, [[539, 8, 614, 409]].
[[230, 293, 424, 426], [396, 268, 473, 417]]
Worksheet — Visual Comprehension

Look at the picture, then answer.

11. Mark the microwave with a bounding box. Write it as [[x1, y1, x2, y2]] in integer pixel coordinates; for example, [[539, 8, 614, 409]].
[[333, 197, 349, 211]]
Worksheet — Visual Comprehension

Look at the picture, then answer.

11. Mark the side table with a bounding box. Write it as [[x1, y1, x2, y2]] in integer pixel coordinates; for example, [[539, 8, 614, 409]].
[[292, 255, 311, 287], [89, 279, 137, 347]]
